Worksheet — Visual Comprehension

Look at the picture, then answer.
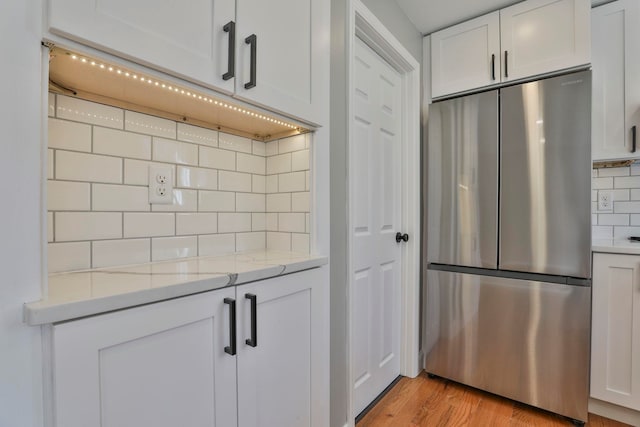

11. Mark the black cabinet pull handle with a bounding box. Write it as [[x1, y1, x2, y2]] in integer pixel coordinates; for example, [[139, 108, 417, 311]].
[[223, 298, 236, 355], [396, 232, 409, 243], [633, 125, 637, 153], [245, 34, 257, 89], [504, 50, 508, 78], [245, 293, 257, 347], [222, 21, 235, 81], [491, 54, 496, 81]]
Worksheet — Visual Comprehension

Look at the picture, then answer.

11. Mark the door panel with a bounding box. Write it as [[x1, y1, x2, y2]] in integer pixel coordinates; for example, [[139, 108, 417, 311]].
[[499, 71, 591, 278], [351, 37, 402, 416], [427, 91, 499, 269]]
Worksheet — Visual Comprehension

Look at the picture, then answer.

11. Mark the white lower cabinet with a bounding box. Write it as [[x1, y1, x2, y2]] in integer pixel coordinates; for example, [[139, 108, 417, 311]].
[[49, 267, 327, 427], [591, 253, 640, 411]]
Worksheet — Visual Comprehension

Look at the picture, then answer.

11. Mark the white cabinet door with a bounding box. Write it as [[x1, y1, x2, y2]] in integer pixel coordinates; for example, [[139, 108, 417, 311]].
[[236, 267, 328, 427], [591, 253, 640, 411], [52, 288, 237, 427], [431, 12, 501, 99], [592, 0, 640, 161], [48, 0, 235, 92], [234, 0, 326, 124], [500, 0, 590, 82]]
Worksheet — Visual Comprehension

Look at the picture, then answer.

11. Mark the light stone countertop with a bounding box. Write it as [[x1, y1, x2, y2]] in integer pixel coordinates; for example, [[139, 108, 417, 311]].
[[24, 250, 328, 325], [592, 239, 640, 256]]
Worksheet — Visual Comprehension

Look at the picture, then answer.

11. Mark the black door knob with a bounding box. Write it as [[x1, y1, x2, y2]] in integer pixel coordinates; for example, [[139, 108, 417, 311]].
[[396, 232, 409, 243]]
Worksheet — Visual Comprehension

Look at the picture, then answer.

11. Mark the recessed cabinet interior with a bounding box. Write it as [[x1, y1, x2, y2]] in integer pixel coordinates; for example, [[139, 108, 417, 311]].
[[591, 253, 640, 411], [592, 0, 640, 161], [48, 268, 328, 427], [47, 0, 326, 125], [430, 0, 590, 99]]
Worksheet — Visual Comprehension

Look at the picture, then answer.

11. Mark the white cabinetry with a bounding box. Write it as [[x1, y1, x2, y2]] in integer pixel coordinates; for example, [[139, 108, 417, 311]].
[[49, 268, 328, 427], [430, 12, 500, 99], [591, 253, 640, 411], [430, 0, 590, 99], [592, 0, 640, 161], [46, 0, 327, 124]]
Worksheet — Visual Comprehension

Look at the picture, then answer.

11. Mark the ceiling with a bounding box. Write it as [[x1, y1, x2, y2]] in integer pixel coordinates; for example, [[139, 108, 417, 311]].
[[396, 0, 611, 35]]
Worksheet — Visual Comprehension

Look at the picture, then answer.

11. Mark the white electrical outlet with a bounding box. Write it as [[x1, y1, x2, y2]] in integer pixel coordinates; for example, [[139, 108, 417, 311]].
[[148, 166, 173, 204], [598, 191, 613, 211]]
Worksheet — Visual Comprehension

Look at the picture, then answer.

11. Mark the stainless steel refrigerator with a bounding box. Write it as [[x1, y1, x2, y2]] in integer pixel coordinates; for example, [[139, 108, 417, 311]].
[[424, 70, 592, 423]]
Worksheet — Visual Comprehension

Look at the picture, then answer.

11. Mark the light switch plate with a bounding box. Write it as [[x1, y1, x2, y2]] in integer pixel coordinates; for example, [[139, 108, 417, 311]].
[[148, 166, 173, 204]]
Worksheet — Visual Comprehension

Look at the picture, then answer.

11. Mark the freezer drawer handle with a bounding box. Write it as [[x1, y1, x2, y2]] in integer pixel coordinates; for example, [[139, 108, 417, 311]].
[[222, 21, 235, 81], [633, 125, 637, 153], [223, 297, 237, 355], [504, 50, 508, 78], [491, 54, 495, 80], [396, 232, 409, 243], [245, 293, 257, 347], [245, 34, 257, 89]]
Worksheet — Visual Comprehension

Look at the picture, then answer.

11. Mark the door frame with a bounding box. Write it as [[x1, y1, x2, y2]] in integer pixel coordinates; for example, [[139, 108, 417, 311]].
[[346, 0, 421, 423]]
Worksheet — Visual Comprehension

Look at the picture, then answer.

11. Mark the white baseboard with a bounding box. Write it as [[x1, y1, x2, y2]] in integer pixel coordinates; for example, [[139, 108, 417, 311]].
[[589, 398, 640, 426]]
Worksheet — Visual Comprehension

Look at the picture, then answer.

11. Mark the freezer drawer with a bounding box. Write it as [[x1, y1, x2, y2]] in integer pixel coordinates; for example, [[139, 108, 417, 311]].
[[427, 90, 499, 269], [424, 269, 590, 422], [500, 71, 592, 278]]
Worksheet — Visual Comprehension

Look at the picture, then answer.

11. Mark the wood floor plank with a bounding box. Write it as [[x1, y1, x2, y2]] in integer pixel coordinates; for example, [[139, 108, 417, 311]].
[[357, 372, 632, 427]]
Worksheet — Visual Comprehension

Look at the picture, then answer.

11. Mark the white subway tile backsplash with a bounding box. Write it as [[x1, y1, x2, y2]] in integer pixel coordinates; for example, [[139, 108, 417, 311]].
[[598, 214, 629, 226], [278, 172, 306, 192], [47, 181, 90, 211], [48, 149, 54, 179], [176, 213, 218, 235], [153, 137, 198, 165], [252, 213, 266, 231], [598, 167, 629, 177], [630, 189, 640, 200], [292, 192, 310, 212], [218, 213, 252, 233], [266, 175, 278, 193], [614, 201, 640, 214], [199, 191, 236, 212], [237, 153, 266, 174], [279, 213, 306, 232], [124, 159, 176, 186], [219, 132, 252, 153], [199, 146, 236, 170], [93, 127, 151, 160], [56, 151, 122, 183], [177, 123, 218, 146], [592, 225, 613, 239], [55, 212, 122, 241], [593, 177, 613, 190], [613, 226, 640, 240], [267, 153, 291, 175], [291, 233, 310, 254], [306, 213, 310, 233], [48, 118, 92, 152], [291, 150, 309, 171], [177, 166, 218, 190], [631, 164, 640, 175], [252, 175, 266, 193], [252, 141, 267, 156], [48, 242, 91, 273], [591, 190, 597, 202], [278, 134, 306, 153], [610, 189, 630, 201], [237, 232, 266, 251], [267, 232, 291, 251], [265, 141, 278, 156], [92, 239, 151, 268], [125, 111, 176, 139], [199, 234, 235, 256], [305, 171, 310, 191], [48, 93, 55, 117], [152, 236, 197, 261], [267, 193, 291, 212], [266, 213, 278, 231], [592, 169, 598, 178], [92, 184, 149, 212], [592, 214, 598, 226], [236, 193, 265, 212], [219, 171, 252, 192], [124, 213, 174, 238], [56, 95, 123, 129], [48, 213, 54, 242], [631, 214, 640, 226], [615, 176, 640, 189], [151, 189, 198, 212]]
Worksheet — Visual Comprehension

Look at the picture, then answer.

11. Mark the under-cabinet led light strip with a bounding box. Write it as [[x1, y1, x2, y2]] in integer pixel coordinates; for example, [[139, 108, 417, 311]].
[[68, 53, 300, 130]]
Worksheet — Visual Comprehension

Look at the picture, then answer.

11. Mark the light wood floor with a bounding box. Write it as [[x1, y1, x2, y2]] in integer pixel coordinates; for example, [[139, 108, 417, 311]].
[[356, 372, 631, 427]]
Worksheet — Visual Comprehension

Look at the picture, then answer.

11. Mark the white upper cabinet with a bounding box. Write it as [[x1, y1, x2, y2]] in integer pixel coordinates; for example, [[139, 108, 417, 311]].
[[47, 0, 236, 93], [592, 0, 640, 161], [430, 0, 590, 99], [500, 0, 590, 82], [431, 12, 501, 99], [234, 0, 326, 124]]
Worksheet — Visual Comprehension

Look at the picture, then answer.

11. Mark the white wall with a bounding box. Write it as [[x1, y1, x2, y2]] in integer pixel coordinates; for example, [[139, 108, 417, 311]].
[[0, 1, 45, 426]]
